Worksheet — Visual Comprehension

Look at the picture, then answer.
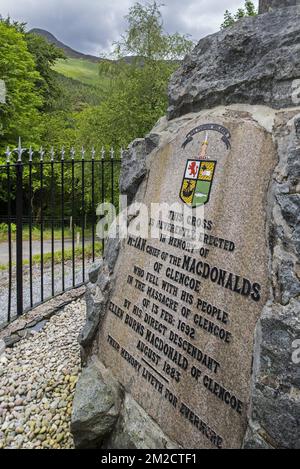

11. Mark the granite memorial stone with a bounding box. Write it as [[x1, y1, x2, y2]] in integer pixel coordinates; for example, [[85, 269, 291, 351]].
[[96, 110, 277, 449], [72, 2, 300, 449]]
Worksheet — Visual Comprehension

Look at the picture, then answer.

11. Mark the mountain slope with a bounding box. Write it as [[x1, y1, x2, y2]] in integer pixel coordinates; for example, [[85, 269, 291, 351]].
[[29, 28, 145, 66], [53, 58, 107, 86], [29, 28, 100, 63]]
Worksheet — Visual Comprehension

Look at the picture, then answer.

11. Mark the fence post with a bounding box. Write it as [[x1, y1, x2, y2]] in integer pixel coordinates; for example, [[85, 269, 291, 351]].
[[15, 138, 24, 316]]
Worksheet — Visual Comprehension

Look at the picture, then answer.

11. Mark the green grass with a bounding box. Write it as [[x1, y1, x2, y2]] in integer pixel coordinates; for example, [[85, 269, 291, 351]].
[[0, 226, 93, 243], [0, 242, 102, 271], [53, 58, 109, 87]]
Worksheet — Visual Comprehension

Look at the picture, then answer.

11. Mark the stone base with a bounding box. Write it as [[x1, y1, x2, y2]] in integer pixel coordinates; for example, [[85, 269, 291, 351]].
[[72, 104, 300, 449], [71, 359, 179, 449]]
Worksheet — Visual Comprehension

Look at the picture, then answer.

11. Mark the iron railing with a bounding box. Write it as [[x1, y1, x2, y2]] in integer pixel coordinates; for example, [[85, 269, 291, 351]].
[[0, 139, 121, 327]]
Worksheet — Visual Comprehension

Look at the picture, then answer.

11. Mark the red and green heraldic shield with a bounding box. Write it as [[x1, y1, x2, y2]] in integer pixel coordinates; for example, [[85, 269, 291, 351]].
[[180, 160, 217, 208]]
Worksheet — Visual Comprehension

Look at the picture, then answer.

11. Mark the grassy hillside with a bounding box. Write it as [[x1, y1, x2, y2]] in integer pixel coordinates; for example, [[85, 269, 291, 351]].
[[51, 71, 104, 110], [53, 58, 107, 86]]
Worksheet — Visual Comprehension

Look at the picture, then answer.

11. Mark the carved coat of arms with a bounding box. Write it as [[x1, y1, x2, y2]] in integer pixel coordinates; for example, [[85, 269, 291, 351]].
[[180, 124, 231, 208]]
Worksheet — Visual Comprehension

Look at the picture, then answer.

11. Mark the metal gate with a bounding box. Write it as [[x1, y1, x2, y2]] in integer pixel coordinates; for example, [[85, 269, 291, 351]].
[[0, 139, 121, 327]]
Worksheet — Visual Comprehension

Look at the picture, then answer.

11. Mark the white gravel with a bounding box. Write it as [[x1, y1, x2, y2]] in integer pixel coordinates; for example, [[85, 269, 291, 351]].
[[0, 298, 86, 449]]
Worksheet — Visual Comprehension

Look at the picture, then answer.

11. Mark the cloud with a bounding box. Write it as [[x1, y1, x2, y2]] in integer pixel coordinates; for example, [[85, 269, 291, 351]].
[[0, 0, 259, 55]]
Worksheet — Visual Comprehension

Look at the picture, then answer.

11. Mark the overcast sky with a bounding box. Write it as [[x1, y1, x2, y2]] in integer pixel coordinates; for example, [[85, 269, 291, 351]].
[[0, 0, 259, 56]]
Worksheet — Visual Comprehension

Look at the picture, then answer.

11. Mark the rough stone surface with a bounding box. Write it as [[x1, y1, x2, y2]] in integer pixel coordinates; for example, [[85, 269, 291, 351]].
[[88, 262, 103, 284], [120, 134, 160, 205], [243, 424, 274, 449], [103, 237, 122, 274], [167, 6, 300, 120], [78, 265, 111, 349], [244, 109, 300, 449], [105, 394, 179, 450], [79, 285, 103, 348], [259, 0, 300, 14], [71, 361, 122, 449]]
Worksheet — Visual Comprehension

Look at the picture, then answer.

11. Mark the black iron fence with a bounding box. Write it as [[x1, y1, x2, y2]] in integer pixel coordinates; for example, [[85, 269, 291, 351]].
[[0, 139, 121, 327]]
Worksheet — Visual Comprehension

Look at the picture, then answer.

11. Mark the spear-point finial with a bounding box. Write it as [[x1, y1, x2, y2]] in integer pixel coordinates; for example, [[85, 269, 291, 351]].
[[81, 146, 85, 160], [70, 147, 75, 160], [5, 146, 11, 163], [29, 146, 34, 162], [61, 147, 66, 161], [15, 137, 26, 162], [39, 146, 45, 161], [110, 147, 114, 160], [50, 147, 55, 162], [91, 147, 96, 160], [101, 146, 105, 160]]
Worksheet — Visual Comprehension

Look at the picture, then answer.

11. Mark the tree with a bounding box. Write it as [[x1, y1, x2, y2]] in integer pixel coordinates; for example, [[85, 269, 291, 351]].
[[221, 1, 257, 29], [78, 1, 194, 150], [0, 20, 43, 151], [26, 32, 66, 111], [0, 16, 65, 111], [115, 1, 193, 61]]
